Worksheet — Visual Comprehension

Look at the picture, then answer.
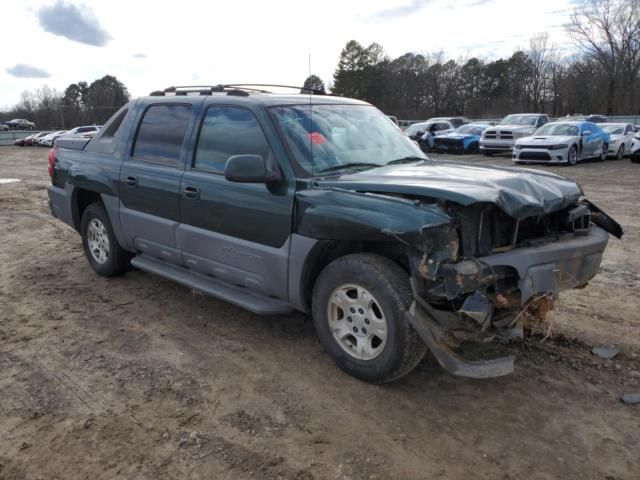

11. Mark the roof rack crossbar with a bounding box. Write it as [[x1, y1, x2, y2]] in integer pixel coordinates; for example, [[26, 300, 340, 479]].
[[149, 83, 327, 96]]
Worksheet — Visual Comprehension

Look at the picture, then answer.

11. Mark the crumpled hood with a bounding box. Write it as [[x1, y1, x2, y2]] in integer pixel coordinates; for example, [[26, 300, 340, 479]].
[[317, 160, 583, 220], [518, 135, 575, 145]]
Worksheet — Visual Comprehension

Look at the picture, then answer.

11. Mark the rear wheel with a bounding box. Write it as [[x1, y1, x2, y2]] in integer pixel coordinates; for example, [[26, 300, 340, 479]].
[[312, 253, 426, 383], [81, 202, 130, 277], [567, 145, 578, 166], [598, 144, 608, 161]]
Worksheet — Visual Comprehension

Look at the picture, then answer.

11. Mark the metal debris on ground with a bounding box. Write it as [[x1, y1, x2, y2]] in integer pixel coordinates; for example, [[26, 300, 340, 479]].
[[591, 345, 622, 360], [620, 394, 640, 406]]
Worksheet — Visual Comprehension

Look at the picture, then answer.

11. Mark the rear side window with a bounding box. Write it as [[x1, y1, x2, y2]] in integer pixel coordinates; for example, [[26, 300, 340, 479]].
[[133, 104, 192, 167], [194, 106, 271, 173]]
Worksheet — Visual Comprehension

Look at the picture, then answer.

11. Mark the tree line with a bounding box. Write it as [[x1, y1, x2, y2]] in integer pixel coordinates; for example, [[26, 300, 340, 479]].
[[0, 75, 129, 129], [329, 0, 640, 119]]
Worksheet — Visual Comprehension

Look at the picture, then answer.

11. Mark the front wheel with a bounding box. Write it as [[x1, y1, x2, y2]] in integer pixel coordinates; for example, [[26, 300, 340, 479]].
[[567, 145, 578, 166], [312, 253, 426, 383], [81, 202, 131, 277], [616, 145, 624, 160]]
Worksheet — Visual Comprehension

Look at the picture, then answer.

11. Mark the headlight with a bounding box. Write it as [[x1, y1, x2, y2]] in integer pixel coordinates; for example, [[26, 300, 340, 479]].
[[549, 144, 568, 150], [513, 130, 530, 139]]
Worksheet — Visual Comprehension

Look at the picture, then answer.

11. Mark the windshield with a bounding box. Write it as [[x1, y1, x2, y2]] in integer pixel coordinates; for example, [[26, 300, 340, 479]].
[[454, 125, 484, 135], [404, 122, 428, 136], [602, 125, 624, 135], [271, 104, 426, 174], [534, 123, 579, 136], [502, 114, 538, 126]]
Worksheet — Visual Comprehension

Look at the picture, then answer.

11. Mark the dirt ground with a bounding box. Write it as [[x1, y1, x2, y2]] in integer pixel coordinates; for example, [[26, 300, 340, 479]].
[[1, 146, 639, 480]]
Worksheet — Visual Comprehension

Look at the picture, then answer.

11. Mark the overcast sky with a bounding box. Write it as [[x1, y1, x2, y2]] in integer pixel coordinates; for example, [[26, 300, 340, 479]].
[[1, 0, 580, 108]]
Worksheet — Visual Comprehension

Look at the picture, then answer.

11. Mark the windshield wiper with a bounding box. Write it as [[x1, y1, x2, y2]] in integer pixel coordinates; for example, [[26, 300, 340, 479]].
[[385, 156, 426, 165], [317, 162, 381, 174]]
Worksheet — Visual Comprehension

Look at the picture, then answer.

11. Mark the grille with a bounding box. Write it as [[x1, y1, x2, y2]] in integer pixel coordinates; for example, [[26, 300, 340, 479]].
[[484, 130, 514, 140], [519, 151, 551, 160]]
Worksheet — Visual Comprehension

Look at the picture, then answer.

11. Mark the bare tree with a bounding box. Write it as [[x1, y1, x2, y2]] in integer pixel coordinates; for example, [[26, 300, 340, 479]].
[[566, 0, 640, 114], [529, 32, 552, 112]]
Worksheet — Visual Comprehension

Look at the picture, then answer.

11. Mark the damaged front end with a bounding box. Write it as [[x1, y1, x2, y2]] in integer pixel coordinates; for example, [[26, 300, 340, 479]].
[[405, 199, 622, 378]]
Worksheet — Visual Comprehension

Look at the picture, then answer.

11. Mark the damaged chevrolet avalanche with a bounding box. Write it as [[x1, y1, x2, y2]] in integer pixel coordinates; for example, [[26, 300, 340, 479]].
[[47, 85, 623, 383]]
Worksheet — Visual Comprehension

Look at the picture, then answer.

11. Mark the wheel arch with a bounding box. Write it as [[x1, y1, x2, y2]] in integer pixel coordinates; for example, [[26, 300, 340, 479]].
[[292, 239, 411, 313]]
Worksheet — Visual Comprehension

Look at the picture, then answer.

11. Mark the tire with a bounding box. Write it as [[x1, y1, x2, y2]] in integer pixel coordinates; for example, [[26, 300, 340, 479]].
[[598, 144, 607, 161], [81, 202, 130, 277], [616, 145, 624, 160], [467, 142, 479, 154], [567, 145, 578, 166], [312, 253, 427, 383], [482, 151, 493, 157]]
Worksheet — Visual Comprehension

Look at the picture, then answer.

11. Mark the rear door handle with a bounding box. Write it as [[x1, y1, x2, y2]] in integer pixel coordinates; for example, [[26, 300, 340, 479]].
[[125, 176, 138, 187], [183, 185, 200, 200]]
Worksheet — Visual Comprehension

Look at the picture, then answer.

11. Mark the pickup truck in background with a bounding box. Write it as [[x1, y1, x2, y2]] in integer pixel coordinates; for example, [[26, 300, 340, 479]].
[[480, 113, 549, 155], [46, 85, 623, 383]]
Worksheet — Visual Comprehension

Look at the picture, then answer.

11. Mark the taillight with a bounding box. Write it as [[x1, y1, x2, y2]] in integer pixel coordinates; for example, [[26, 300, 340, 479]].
[[48, 147, 57, 177]]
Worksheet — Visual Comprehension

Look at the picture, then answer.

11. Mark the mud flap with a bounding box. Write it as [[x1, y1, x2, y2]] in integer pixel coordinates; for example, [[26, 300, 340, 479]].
[[405, 302, 515, 379]]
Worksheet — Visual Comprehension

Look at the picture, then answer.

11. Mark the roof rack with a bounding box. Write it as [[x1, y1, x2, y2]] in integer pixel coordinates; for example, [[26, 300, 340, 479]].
[[149, 83, 327, 97]]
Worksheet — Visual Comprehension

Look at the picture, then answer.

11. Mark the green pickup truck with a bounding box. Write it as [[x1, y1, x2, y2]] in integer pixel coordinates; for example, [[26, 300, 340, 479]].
[[47, 85, 623, 383]]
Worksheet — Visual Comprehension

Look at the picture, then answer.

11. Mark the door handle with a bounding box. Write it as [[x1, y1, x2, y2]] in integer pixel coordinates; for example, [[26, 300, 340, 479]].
[[125, 175, 138, 187], [183, 185, 200, 200]]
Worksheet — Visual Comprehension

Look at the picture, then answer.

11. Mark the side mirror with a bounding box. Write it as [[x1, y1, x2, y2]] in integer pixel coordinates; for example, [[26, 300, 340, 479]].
[[224, 154, 281, 184], [582, 130, 592, 136]]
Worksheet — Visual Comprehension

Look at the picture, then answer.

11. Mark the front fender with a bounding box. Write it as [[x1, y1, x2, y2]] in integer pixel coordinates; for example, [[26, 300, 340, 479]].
[[295, 188, 452, 244]]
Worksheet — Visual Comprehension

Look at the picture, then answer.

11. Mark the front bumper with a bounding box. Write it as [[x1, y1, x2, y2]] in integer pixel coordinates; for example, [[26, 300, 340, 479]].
[[513, 146, 569, 164], [407, 226, 609, 378], [480, 138, 514, 152], [433, 140, 465, 153], [480, 225, 608, 302]]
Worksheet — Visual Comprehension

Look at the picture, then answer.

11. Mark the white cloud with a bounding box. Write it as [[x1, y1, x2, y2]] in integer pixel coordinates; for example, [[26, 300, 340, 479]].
[[6, 64, 50, 78], [0, 0, 578, 109]]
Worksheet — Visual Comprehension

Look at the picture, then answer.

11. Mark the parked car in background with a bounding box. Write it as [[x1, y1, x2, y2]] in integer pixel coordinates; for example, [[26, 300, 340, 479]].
[[25, 131, 50, 146], [38, 130, 68, 147], [0, 123, 9, 131], [432, 123, 491, 154], [59, 125, 101, 139], [564, 114, 608, 123], [598, 123, 635, 159], [428, 116, 471, 128], [15, 132, 45, 146], [6, 118, 36, 130], [480, 113, 549, 155], [405, 119, 458, 152], [630, 132, 640, 163], [513, 121, 609, 166]]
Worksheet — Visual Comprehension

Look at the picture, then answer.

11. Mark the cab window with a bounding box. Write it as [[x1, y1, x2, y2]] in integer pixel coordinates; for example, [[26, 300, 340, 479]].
[[132, 104, 192, 167], [194, 106, 271, 173]]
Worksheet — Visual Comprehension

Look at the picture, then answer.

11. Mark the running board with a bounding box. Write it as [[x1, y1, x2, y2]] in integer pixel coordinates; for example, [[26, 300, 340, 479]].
[[131, 255, 293, 316], [406, 302, 515, 379]]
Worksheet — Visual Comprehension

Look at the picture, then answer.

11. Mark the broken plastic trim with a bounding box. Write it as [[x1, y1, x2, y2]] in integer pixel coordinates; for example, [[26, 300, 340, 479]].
[[405, 302, 515, 379]]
